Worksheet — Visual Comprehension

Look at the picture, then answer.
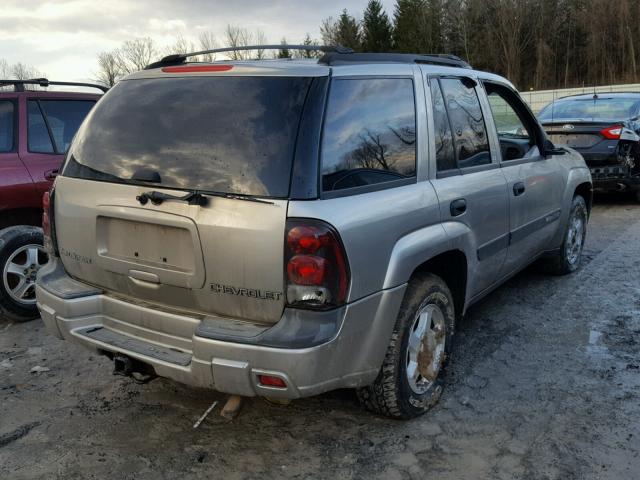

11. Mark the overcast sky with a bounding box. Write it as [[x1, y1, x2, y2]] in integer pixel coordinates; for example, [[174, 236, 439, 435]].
[[0, 0, 397, 82]]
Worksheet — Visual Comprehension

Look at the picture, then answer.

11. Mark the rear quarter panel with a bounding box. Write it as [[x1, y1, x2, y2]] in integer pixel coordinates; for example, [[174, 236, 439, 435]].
[[549, 149, 592, 248], [288, 182, 445, 302]]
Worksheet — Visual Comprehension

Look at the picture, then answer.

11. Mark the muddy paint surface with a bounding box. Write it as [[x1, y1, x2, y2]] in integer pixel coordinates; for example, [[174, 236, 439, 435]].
[[1, 195, 639, 479]]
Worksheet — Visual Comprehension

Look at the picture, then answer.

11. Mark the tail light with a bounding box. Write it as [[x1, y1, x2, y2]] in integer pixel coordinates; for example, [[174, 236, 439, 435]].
[[600, 125, 623, 139], [42, 189, 58, 256], [285, 219, 349, 309]]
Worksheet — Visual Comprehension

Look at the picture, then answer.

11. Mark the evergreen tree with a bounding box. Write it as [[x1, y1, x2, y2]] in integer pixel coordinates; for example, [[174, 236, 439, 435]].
[[362, 0, 393, 52], [301, 33, 319, 58], [393, 0, 427, 52], [321, 9, 362, 50], [278, 37, 291, 58], [336, 9, 362, 49]]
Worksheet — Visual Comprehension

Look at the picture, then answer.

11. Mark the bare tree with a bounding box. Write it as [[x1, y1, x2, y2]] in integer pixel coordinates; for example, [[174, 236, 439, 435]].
[[320, 16, 339, 46], [198, 31, 217, 61], [12, 62, 44, 80], [225, 25, 250, 59], [0, 59, 10, 78], [163, 34, 195, 57], [116, 37, 157, 74], [224, 25, 267, 60], [95, 51, 121, 87], [254, 30, 267, 60]]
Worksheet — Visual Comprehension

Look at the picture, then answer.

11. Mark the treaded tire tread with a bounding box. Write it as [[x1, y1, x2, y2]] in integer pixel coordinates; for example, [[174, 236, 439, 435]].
[[0, 226, 44, 322], [357, 273, 455, 419], [539, 195, 587, 276]]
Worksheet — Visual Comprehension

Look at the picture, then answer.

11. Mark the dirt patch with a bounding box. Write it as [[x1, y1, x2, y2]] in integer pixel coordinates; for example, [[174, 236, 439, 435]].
[[1, 198, 639, 479]]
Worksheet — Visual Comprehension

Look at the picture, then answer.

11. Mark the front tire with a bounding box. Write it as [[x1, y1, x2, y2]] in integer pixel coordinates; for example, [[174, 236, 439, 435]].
[[0, 226, 47, 322], [540, 195, 587, 275], [357, 273, 455, 419]]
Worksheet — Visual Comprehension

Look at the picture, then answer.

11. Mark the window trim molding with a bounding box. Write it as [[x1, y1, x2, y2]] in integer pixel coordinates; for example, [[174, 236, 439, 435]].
[[0, 99, 18, 154], [319, 75, 419, 197], [320, 176, 416, 199]]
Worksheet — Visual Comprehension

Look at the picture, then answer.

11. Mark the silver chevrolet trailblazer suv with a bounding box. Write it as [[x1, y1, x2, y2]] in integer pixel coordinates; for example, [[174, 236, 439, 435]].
[[36, 46, 592, 418]]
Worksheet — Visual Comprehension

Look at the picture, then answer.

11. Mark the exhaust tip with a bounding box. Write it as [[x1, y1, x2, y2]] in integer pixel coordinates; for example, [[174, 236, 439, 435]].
[[113, 354, 133, 376], [111, 353, 157, 383]]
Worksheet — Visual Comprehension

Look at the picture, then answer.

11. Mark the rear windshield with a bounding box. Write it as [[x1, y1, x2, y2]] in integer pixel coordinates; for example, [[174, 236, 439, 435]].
[[538, 97, 640, 122], [63, 76, 312, 197]]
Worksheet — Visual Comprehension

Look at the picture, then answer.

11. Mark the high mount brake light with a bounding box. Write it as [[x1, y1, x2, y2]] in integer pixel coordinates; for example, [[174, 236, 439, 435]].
[[600, 125, 623, 140], [161, 65, 234, 73], [285, 219, 349, 309]]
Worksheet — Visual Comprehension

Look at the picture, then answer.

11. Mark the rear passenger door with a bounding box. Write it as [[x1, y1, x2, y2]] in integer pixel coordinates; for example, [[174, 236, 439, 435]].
[[425, 74, 509, 297], [19, 98, 95, 199], [0, 97, 38, 219], [481, 82, 564, 276]]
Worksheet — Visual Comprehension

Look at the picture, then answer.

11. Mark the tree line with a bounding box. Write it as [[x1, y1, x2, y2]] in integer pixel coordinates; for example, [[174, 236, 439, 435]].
[[5, 1, 639, 91], [96, 0, 640, 91], [0, 59, 44, 81], [94, 27, 319, 87], [321, 0, 640, 90]]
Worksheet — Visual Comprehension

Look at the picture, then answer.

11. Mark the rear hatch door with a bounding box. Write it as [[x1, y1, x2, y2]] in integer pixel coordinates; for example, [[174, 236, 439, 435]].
[[55, 71, 317, 323]]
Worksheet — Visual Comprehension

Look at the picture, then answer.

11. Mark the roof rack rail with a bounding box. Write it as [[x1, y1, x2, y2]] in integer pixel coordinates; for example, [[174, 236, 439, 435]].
[[317, 52, 471, 69], [0, 78, 108, 93], [146, 44, 354, 69]]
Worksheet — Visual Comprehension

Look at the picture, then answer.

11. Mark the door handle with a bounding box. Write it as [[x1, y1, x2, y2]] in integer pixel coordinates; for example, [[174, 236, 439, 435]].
[[513, 182, 526, 196], [450, 198, 467, 217]]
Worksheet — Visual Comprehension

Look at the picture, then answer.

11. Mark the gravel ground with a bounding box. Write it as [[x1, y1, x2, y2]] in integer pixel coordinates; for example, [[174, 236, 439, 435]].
[[1, 195, 639, 480]]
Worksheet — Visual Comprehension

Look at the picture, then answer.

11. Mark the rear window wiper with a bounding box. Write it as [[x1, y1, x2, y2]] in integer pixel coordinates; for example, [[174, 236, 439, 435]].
[[136, 190, 274, 206], [202, 190, 274, 205]]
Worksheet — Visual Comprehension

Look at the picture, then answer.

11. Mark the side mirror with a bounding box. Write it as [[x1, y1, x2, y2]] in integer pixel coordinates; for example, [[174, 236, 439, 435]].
[[543, 138, 566, 156]]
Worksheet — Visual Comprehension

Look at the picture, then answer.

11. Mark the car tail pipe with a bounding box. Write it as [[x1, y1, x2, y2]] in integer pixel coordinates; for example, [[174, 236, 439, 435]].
[[111, 353, 157, 384]]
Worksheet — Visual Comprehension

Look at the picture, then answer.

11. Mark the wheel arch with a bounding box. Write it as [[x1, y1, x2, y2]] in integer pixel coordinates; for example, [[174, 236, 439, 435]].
[[0, 208, 42, 230], [409, 250, 468, 320], [574, 181, 593, 215]]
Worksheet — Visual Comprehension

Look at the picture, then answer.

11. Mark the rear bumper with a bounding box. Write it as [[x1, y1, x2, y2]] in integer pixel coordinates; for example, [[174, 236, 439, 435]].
[[36, 260, 405, 399], [588, 165, 640, 191], [573, 145, 640, 191]]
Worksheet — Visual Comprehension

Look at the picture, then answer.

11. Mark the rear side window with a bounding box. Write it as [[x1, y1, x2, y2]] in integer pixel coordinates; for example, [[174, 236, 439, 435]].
[[28, 100, 95, 154], [39, 100, 95, 153], [64, 77, 311, 197], [0, 101, 14, 152], [321, 78, 416, 192], [28, 101, 54, 153], [430, 80, 455, 171], [438, 78, 490, 169]]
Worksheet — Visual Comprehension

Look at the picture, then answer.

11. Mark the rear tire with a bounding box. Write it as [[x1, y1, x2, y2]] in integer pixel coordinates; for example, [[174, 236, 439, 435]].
[[539, 195, 587, 275], [357, 273, 455, 419], [0, 226, 47, 322]]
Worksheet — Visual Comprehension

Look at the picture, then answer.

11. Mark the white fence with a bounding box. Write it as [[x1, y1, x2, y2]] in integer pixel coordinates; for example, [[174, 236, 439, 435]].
[[521, 83, 640, 113]]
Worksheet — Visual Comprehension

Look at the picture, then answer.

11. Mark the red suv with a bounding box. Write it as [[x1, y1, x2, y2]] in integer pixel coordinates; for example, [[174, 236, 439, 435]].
[[0, 79, 105, 321]]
